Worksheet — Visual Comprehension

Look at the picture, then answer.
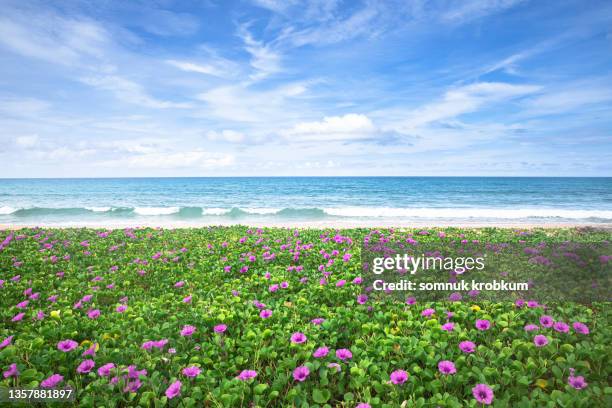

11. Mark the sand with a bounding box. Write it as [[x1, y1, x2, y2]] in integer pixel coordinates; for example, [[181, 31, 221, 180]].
[[2, 220, 611, 230]]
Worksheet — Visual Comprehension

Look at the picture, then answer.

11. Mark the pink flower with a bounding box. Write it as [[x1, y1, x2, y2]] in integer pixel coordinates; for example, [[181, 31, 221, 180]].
[[472, 384, 494, 405], [87, 309, 101, 319], [214, 324, 227, 333], [182, 366, 201, 378], [57, 339, 78, 352], [553, 322, 569, 333], [441, 322, 455, 331], [459, 341, 476, 353], [236, 370, 257, 381], [568, 369, 588, 389], [260, 309, 272, 319], [290, 332, 307, 344], [41, 373, 63, 388], [12, 312, 25, 322], [180, 325, 196, 336], [311, 318, 325, 325], [390, 370, 408, 385], [357, 294, 368, 304], [174, 281, 185, 288], [313, 346, 329, 358], [3, 363, 19, 378], [82, 343, 97, 357], [438, 360, 456, 375], [421, 308, 435, 317], [0, 335, 14, 349], [116, 304, 127, 313], [165, 380, 182, 399], [77, 359, 95, 374], [539, 315, 554, 328], [336, 348, 352, 360], [182, 295, 192, 303], [269, 284, 279, 292], [293, 366, 310, 382], [16, 300, 29, 309], [534, 335, 548, 347], [572, 322, 589, 335], [97, 363, 115, 377], [475, 319, 491, 331], [524, 324, 539, 332]]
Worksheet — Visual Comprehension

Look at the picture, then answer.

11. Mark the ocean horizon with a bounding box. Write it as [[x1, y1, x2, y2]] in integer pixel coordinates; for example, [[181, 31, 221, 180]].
[[1, 177, 611, 226]]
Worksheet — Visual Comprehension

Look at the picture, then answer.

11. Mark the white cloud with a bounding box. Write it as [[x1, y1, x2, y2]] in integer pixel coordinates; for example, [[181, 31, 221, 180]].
[[282, 113, 376, 141], [196, 82, 308, 123], [395, 82, 540, 130], [116, 150, 235, 169], [80, 75, 193, 109], [15, 135, 40, 148], [206, 130, 246, 143], [0, 12, 109, 66], [524, 86, 612, 116], [442, 0, 527, 24], [238, 26, 282, 80]]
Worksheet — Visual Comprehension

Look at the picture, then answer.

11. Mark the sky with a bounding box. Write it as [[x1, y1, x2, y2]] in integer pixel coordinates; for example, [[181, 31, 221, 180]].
[[0, 0, 611, 177]]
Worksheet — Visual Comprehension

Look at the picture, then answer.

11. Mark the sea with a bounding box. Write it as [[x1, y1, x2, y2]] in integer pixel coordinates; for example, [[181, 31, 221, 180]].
[[0, 177, 611, 227]]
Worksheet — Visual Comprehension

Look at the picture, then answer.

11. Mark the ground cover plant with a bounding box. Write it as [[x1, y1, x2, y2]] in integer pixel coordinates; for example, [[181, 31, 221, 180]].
[[0, 226, 610, 407]]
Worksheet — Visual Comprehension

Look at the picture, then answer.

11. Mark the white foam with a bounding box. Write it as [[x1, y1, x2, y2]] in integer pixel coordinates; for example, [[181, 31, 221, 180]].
[[86, 207, 112, 212], [202, 208, 231, 215], [323, 207, 612, 219], [0, 206, 18, 215], [240, 208, 281, 215], [134, 207, 180, 216]]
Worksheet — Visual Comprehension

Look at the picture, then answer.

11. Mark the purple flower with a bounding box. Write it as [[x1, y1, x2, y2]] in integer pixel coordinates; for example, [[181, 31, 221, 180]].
[[572, 322, 589, 335], [356, 404, 371, 408], [357, 294, 368, 304], [97, 363, 115, 377], [182, 366, 201, 378], [290, 332, 307, 344], [214, 324, 227, 333], [0, 335, 14, 349], [475, 319, 491, 331], [406, 297, 416, 305], [57, 339, 78, 352], [41, 373, 63, 388], [165, 380, 182, 399], [441, 322, 455, 331], [293, 366, 310, 382], [336, 348, 352, 360], [127, 365, 147, 379], [539, 315, 554, 328], [421, 308, 435, 317], [12, 312, 25, 322], [534, 334, 549, 347], [313, 347, 329, 358], [438, 360, 457, 375], [87, 309, 101, 319], [82, 343, 97, 357], [568, 369, 588, 389], [180, 325, 196, 336], [116, 304, 127, 313], [553, 322, 570, 333], [311, 318, 325, 325], [390, 369, 409, 385], [449, 292, 462, 302], [260, 309, 272, 319], [472, 383, 494, 405], [524, 324, 539, 332], [236, 370, 257, 381], [3, 363, 19, 378], [76, 359, 95, 374], [459, 341, 476, 353]]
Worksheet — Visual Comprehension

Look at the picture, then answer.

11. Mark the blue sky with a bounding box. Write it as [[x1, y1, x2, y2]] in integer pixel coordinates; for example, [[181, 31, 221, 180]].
[[1, 0, 611, 177]]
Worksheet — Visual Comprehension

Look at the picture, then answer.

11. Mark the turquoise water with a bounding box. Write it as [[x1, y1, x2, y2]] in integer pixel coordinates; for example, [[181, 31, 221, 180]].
[[1, 177, 611, 225]]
